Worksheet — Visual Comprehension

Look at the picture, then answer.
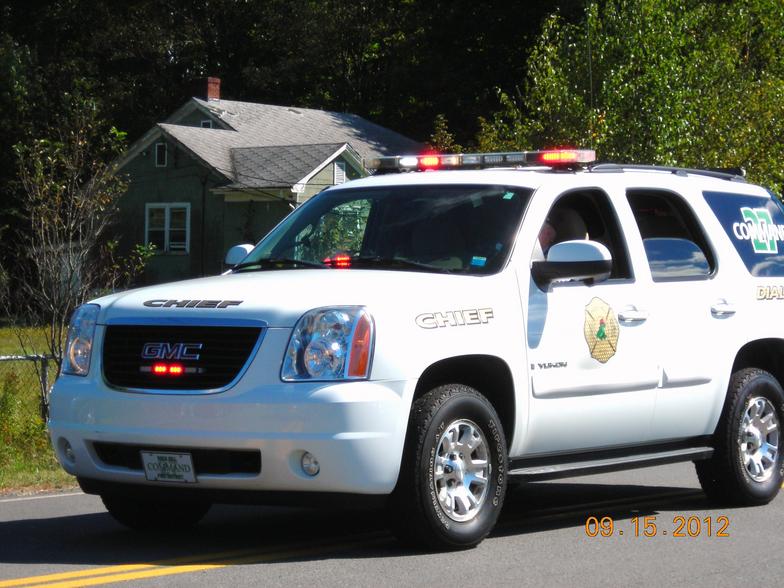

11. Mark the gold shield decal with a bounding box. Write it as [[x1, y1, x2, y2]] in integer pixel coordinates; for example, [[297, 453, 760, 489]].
[[584, 297, 620, 363]]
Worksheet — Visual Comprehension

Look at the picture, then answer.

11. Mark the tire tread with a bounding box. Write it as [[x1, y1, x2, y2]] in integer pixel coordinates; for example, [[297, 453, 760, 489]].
[[695, 367, 783, 506], [390, 384, 506, 551]]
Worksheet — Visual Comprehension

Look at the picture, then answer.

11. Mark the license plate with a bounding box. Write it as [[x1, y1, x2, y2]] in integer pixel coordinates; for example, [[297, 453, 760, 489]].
[[141, 451, 196, 483]]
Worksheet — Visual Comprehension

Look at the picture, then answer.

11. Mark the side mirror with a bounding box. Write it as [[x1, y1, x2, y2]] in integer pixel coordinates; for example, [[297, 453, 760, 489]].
[[225, 243, 254, 266], [531, 240, 613, 288]]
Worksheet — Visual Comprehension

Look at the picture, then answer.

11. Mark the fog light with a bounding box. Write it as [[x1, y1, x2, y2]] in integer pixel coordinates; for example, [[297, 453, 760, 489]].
[[301, 452, 320, 476], [60, 438, 76, 464]]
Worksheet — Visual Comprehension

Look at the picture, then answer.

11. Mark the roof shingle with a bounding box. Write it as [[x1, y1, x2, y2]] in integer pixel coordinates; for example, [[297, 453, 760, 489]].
[[189, 98, 421, 162], [230, 143, 347, 189], [153, 98, 421, 188]]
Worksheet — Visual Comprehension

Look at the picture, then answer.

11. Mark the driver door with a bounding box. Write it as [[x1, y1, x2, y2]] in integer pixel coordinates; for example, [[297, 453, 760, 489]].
[[521, 188, 659, 454]]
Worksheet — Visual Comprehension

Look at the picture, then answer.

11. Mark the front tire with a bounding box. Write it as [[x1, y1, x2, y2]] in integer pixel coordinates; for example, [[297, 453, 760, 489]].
[[696, 368, 783, 505], [101, 494, 211, 531], [390, 384, 507, 550]]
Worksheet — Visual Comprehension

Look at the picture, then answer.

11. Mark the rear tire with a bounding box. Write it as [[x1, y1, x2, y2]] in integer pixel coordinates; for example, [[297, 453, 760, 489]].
[[101, 495, 211, 531], [390, 384, 507, 551], [696, 368, 783, 505]]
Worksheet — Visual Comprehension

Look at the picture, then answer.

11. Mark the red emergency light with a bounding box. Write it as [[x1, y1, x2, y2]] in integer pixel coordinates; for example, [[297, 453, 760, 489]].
[[369, 149, 596, 172], [322, 253, 352, 269], [152, 363, 184, 376]]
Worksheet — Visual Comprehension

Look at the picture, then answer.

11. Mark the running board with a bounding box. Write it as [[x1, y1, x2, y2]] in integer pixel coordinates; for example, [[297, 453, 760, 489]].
[[508, 446, 714, 481]]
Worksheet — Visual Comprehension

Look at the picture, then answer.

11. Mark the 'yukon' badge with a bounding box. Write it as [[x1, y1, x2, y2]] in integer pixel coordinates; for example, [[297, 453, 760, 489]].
[[584, 297, 619, 363]]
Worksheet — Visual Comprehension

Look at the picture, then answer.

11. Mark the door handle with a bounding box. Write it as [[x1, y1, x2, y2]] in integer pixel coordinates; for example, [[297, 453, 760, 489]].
[[618, 307, 648, 323], [711, 300, 736, 317]]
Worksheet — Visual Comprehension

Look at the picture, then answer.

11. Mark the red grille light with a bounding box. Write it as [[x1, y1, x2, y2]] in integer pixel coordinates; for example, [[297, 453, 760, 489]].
[[152, 363, 185, 376]]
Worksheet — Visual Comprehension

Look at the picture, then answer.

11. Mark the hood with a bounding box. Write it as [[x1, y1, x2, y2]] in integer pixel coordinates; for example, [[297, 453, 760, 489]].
[[92, 269, 506, 328]]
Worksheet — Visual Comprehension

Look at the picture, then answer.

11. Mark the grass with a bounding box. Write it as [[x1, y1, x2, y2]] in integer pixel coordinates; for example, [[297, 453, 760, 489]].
[[0, 327, 78, 494], [0, 325, 54, 355]]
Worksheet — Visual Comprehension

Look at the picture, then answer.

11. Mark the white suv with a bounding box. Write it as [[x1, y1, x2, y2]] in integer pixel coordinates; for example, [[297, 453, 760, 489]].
[[49, 150, 784, 550]]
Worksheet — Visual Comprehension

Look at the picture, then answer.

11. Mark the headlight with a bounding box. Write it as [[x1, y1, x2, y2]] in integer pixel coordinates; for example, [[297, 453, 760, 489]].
[[282, 307, 374, 381], [62, 304, 100, 376]]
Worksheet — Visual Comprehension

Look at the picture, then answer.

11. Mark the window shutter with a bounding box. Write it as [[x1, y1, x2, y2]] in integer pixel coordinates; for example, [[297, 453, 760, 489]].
[[334, 161, 347, 185]]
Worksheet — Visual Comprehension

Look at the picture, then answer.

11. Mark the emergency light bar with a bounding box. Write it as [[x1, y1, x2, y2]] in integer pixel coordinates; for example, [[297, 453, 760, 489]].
[[368, 149, 596, 172]]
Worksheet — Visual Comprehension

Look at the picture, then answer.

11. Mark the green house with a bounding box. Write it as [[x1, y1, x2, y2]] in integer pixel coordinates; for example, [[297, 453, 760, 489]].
[[115, 78, 420, 284]]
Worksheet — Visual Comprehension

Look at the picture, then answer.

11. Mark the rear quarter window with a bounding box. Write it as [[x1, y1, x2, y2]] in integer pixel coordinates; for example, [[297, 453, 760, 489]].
[[703, 191, 784, 276]]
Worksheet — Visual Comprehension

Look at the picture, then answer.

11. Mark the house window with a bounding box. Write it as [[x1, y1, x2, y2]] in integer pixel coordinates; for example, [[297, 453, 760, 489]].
[[145, 203, 190, 253], [200, 120, 213, 129], [155, 143, 167, 167], [334, 161, 347, 185]]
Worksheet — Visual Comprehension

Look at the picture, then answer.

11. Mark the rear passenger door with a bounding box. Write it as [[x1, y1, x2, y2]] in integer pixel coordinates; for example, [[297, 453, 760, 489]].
[[625, 188, 728, 440]]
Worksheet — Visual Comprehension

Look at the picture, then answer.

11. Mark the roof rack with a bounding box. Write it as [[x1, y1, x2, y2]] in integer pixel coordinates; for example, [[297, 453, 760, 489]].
[[590, 163, 747, 182]]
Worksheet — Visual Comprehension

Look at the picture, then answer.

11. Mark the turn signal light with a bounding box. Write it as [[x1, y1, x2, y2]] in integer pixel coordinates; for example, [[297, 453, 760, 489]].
[[347, 312, 373, 377]]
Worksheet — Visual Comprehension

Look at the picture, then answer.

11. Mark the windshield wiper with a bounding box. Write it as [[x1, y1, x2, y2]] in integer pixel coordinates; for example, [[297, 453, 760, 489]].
[[350, 256, 457, 274], [232, 258, 326, 271]]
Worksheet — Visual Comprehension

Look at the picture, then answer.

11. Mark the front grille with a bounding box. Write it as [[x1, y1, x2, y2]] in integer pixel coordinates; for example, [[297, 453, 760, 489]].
[[103, 325, 262, 390], [93, 442, 262, 476]]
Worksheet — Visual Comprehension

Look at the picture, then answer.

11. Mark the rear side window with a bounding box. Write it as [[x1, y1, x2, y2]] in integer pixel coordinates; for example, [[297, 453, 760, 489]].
[[628, 190, 715, 281], [704, 191, 784, 277]]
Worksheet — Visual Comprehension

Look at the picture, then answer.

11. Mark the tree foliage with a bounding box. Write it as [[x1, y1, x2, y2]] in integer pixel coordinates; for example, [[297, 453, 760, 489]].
[[476, 0, 784, 192], [0, 0, 571, 146], [1, 91, 154, 369], [0, 0, 579, 264]]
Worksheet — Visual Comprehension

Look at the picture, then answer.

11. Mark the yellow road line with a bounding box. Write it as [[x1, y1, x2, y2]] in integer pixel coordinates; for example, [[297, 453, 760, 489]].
[[22, 563, 226, 588], [1, 534, 387, 588], [0, 566, 155, 588], [0, 546, 268, 588]]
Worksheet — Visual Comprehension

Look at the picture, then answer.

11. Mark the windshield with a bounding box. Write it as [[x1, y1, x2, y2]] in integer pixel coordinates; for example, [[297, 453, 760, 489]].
[[236, 184, 532, 275]]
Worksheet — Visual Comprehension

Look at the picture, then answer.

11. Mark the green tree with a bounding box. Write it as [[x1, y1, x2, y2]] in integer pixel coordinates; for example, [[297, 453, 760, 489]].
[[428, 114, 463, 152], [1, 89, 154, 376], [477, 0, 784, 192]]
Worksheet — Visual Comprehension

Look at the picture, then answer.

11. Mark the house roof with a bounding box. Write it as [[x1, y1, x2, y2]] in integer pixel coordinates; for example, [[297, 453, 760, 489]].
[[229, 143, 353, 189], [158, 124, 257, 180], [119, 98, 422, 192], [185, 99, 421, 162]]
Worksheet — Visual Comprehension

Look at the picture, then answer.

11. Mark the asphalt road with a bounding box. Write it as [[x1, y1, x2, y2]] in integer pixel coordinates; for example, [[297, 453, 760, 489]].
[[1, 462, 782, 587]]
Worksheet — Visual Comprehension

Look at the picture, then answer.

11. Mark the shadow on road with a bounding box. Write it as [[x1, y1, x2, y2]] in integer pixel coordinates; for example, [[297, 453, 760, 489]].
[[0, 480, 730, 566]]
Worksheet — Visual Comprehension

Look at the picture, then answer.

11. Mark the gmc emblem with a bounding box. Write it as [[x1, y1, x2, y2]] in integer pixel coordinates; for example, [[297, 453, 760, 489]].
[[141, 342, 203, 361]]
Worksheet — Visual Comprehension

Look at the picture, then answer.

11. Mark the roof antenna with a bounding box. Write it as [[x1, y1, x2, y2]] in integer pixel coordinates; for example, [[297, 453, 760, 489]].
[[586, 11, 595, 151]]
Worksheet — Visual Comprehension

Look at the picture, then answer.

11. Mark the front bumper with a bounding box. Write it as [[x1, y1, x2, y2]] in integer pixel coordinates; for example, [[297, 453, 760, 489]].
[[49, 369, 414, 496]]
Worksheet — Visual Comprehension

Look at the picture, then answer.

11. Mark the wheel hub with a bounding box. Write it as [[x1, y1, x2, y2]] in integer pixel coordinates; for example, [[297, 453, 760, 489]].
[[740, 397, 780, 483], [433, 419, 491, 523]]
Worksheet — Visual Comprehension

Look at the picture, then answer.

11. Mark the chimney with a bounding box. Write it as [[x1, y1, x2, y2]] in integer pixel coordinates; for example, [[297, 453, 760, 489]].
[[207, 77, 221, 101]]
